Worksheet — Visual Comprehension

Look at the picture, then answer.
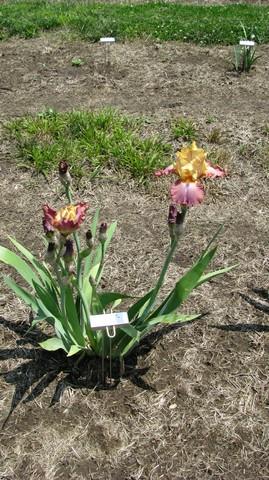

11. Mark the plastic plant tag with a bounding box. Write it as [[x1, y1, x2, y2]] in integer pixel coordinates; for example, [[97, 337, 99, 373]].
[[99, 37, 116, 43], [239, 40, 255, 47], [90, 311, 129, 330]]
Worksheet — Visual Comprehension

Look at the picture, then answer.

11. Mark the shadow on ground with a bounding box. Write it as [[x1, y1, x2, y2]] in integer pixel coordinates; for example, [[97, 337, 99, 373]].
[[211, 323, 269, 332], [211, 287, 269, 332], [239, 287, 269, 315], [0, 315, 204, 427]]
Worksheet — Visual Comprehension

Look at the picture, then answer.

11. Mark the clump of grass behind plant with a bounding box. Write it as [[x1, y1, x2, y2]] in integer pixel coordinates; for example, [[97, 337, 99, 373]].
[[172, 118, 197, 141], [7, 108, 172, 181]]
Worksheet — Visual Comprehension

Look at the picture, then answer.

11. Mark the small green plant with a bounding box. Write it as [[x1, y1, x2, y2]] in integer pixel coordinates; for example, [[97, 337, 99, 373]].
[[71, 57, 84, 67], [172, 118, 197, 141], [233, 24, 260, 73], [0, 145, 234, 368], [205, 115, 217, 125]]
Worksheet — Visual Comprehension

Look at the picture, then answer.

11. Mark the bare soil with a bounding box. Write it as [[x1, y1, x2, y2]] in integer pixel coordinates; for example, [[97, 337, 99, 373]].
[[0, 32, 269, 480]]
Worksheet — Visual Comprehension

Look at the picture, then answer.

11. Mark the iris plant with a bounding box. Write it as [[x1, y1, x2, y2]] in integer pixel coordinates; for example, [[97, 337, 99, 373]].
[[0, 144, 233, 366]]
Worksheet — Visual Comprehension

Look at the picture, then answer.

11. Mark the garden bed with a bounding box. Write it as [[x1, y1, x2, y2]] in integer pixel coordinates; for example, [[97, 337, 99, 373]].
[[0, 32, 269, 480]]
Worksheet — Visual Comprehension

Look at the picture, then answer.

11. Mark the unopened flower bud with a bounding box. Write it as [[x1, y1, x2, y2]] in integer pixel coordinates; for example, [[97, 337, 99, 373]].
[[43, 217, 55, 238], [63, 239, 74, 265], [45, 242, 56, 263], [168, 205, 186, 240], [174, 208, 187, 237], [86, 229, 94, 249], [59, 161, 68, 174], [99, 222, 107, 243], [59, 161, 71, 186], [168, 205, 177, 224]]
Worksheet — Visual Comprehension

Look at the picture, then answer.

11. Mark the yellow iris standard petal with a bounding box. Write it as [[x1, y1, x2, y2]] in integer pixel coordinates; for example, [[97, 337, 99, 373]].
[[175, 141, 207, 182]]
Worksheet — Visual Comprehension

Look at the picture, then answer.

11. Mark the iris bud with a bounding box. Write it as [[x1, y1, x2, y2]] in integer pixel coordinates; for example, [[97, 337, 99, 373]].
[[86, 229, 94, 249], [99, 222, 107, 243], [63, 239, 74, 265], [45, 242, 56, 263], [168, 205, 187, 240], [58, 161, 71, 186]]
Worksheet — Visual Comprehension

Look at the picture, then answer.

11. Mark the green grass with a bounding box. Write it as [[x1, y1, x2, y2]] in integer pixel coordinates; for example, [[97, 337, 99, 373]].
[[172, 118, 197, 141], [0, 1, 269, 45], [7, 108, 172, 180]]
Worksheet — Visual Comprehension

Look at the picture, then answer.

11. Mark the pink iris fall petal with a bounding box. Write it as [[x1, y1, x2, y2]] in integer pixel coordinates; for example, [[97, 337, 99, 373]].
[[205, 161, 225, 178], [171, 180, 204, 206], [43, 205, 57, 233], [155, 164, 176, 177]]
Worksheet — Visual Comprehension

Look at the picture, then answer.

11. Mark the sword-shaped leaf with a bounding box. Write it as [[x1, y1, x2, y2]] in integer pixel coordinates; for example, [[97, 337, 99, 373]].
[[99, 291, 133, 310], [128, 289, 154, 322], [149, 246, 218, 318], [9, 237, 57, 289], [3, 276, 38, 311], [195, 264, 237, 288], [0, 246, 41, 288], [67, 344, 84, 357], [63, 285, 86, 346], [39, 337, 67, 352]]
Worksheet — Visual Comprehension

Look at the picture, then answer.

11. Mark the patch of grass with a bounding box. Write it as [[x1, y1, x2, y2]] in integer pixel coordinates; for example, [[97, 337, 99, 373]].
[[205, 115, 217, 125], [172, 118, 197, 141], [0, 2, 269, 45], [7, 108, 171, 181]]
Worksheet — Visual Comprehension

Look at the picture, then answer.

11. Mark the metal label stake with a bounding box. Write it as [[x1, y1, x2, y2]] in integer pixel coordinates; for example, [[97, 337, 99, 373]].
[[99, 37, 115, 68], [90, 311, 129, 383], [106, 325, 116, 338]]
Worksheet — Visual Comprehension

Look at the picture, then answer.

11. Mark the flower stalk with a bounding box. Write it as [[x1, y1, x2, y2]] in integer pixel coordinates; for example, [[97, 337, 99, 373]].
[[138, 204, 188, 325]]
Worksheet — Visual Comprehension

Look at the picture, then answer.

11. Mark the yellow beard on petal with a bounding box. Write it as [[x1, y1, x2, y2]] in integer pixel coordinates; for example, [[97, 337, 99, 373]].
[[55, 205, 77, 223]]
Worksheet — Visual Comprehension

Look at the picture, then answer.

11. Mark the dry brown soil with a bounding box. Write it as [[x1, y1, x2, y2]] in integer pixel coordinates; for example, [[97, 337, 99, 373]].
[[0, 32, 269, 480]]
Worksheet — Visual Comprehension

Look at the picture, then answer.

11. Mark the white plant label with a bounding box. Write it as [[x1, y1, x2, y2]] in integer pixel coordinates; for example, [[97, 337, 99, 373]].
[[99, 37, 115, 43], [239, 40, 255, 47], [90, 311, 129, 330]]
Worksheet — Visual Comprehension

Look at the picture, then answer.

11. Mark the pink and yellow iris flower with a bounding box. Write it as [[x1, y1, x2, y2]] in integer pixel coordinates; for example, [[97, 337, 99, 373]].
[[155, 142, 225, 206], [43, 202, 89, 235]]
